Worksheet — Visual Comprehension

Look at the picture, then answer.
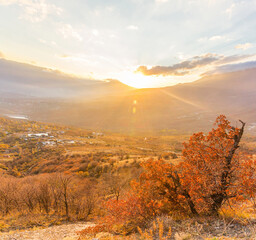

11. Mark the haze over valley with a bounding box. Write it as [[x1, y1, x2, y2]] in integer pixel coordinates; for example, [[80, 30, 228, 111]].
[[1, 58, 256, 133]]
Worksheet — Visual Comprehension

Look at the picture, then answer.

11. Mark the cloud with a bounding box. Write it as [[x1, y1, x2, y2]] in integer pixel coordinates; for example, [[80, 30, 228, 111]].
[[92, 29, 99, 36], [235, 43, 252, 50], [0, 0, 62, 22], [59, 54, 71, 59], [38, 38, 57, 46], [127, 25, 139, 30], [203, 61, 256, 76], [225, 3, 236, 18], [0, 51, 4, 59], [209, 35, 225, 41], [198, 35, 230, 43], [136, 53, 254, 76], [58, 54, 97, 65], [0, 0, 16, 5], [155, 0, 168, 3], [216, 54, 253, 64], [59, 24, 83, 41]]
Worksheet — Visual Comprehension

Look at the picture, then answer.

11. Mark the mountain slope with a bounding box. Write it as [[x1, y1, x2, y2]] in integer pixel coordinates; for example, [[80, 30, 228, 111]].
[[36, 68, 255, 133], [0, 59, 133, 99], [1, 60, 256, 133]]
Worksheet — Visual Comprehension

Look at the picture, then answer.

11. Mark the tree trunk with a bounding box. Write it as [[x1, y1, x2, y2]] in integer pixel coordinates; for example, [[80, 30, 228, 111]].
[[210, 120, 245, 214]]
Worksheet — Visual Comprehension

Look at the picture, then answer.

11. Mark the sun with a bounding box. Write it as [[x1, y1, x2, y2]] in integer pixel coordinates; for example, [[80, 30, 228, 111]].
[[117, 71, 158, 88]]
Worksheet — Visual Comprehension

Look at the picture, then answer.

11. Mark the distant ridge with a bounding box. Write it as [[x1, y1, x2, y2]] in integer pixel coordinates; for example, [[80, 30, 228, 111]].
[[0, 58, 133, 99], [0, 58, 256, 133]]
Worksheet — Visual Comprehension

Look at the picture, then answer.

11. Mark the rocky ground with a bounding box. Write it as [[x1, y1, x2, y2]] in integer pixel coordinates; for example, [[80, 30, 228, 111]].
[[1, 218, 256, 240], [0, 222, 92, 240]]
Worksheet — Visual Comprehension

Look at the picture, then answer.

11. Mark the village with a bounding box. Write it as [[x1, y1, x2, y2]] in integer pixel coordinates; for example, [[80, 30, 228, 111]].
[[0, 116, 185, 178], [0, 117, 106, 163]]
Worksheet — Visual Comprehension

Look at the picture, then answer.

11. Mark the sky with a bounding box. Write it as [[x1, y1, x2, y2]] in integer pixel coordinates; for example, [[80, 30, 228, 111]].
[[0, 0, 256, 88]]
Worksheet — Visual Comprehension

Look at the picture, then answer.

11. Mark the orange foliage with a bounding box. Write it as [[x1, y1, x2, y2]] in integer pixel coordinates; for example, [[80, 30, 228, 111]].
[[78, 225, 106, 239], [79, 115, 256, 237], [115, 115, 256, 218], [100, 194, 156, 233], [179, 115, 248, 214]]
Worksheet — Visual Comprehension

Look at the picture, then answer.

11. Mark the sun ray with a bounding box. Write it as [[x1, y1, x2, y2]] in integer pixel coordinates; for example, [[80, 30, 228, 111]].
[[160, 89, 207, 110]]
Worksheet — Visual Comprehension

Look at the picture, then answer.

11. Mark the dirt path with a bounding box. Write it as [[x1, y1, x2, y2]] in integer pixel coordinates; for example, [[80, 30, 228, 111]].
[[0, 222, 92, 240]]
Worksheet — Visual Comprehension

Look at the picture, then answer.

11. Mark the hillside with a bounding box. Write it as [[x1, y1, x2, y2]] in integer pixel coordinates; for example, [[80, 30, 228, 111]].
[[1, 61, 256, 133], [0, 59, 134, 99], [1, 116, 256, 239], [26, 68, 256, 133]]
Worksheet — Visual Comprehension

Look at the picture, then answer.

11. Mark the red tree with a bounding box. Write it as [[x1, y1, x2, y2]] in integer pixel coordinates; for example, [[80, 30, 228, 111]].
[[92, 115, 256, 236], [131, 115, 254, 216]]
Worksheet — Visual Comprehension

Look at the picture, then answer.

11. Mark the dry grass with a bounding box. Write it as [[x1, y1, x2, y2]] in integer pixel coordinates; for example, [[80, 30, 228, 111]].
[[0, 213, 67, 232], [138, 218, 172, 240], [78, 214, 256, 239]]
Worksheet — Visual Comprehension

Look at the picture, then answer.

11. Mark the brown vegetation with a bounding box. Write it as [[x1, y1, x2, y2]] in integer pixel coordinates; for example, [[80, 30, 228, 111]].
[[1, 115, 256, 239], [79, 115, 256, 239]]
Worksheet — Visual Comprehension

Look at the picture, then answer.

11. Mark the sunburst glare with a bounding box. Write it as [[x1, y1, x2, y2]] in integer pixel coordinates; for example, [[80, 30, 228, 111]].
[[117, 71, 158, 88]]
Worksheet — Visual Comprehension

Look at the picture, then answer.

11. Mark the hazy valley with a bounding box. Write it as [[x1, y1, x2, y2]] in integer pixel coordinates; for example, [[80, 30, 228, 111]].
[[1, 59, 256, 135]]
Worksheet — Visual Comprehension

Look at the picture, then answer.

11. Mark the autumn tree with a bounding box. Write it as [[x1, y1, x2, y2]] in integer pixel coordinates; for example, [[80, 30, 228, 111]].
[[36, 180, 51, 214], [127, 115, 255, 218], [71, 179, 98, 220], [59, 174, 73, 219], [0, 177, 19, 215], [180, 115, 248, 214], [20, 179, 37, 212], [101, 172, 129, 201], [48, 174, 63, 214]]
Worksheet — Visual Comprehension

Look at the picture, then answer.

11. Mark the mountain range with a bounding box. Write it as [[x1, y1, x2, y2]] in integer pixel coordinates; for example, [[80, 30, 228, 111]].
[[1, 58, 256, 134]]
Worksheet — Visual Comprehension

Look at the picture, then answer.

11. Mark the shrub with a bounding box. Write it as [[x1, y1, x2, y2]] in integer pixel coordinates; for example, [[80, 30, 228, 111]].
[[101, 115, 256, 236]]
